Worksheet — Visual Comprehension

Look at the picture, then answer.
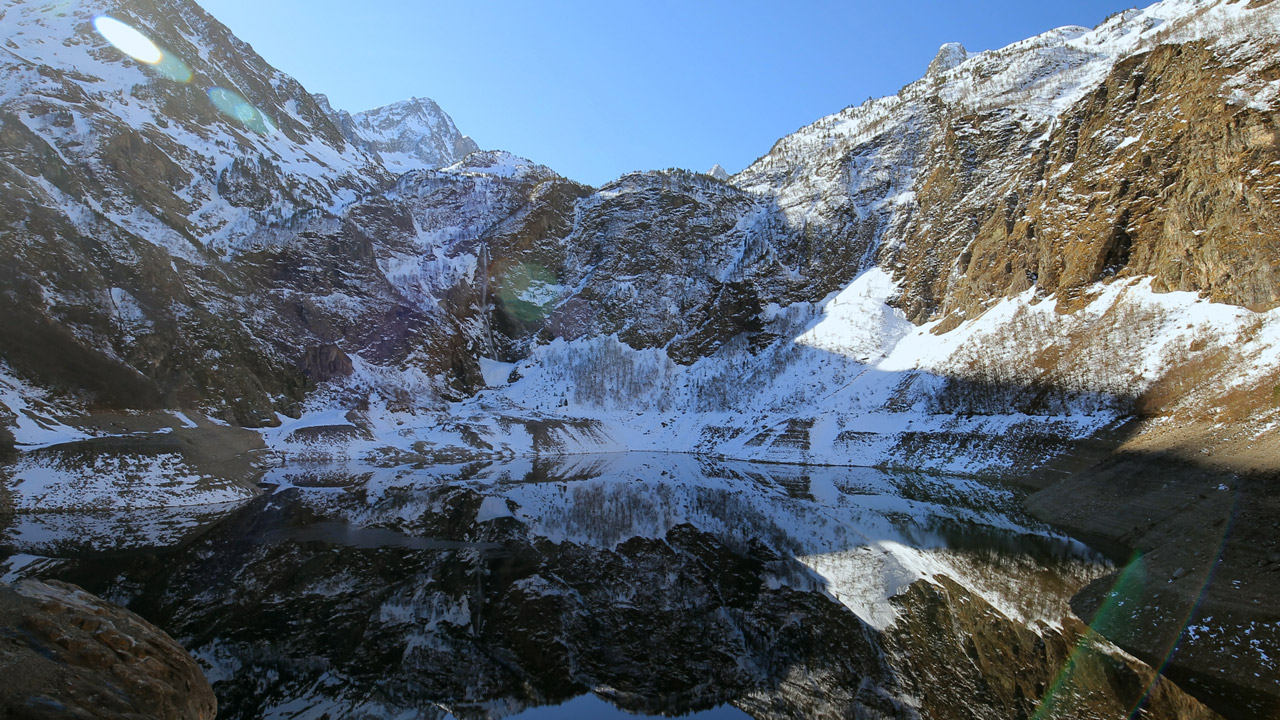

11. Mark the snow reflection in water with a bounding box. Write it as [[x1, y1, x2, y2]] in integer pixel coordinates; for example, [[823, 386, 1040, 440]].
[[2, 454, 1119, 719]]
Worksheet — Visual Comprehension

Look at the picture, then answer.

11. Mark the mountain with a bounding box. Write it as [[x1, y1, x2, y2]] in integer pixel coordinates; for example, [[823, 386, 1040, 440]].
[[2, 0, 1277, 489], [3, 0, 1280, 712], [2, 0, 1278, 499], [320, 95, 481, 174], [0, 0, 518, 429]]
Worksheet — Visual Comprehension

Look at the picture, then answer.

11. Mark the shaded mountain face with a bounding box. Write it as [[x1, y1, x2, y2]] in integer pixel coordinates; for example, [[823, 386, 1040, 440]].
[[0, 0, 383, 421], [0, 0, 547, 422]]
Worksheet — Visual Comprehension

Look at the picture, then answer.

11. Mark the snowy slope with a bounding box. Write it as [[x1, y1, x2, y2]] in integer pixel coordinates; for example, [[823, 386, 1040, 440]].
[[0, 0, 393, 251], [0, 0, 539, 430]]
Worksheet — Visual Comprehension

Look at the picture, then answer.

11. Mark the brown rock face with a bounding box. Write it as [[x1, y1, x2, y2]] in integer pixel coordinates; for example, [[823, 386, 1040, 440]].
[[892, 38, 1280, 323], [0, 579, 215, 719]]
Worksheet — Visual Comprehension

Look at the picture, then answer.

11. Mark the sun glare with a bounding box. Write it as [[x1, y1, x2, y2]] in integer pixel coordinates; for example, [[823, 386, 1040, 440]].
[[92, 16, 163, 65]]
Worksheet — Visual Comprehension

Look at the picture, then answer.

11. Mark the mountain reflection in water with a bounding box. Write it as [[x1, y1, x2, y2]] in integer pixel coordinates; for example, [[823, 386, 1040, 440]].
[[4, 453, 1185, 720]]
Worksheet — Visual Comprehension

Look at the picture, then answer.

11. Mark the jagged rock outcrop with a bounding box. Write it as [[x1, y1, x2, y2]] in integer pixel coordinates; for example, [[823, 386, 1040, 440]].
[[539, 170, 779, 354], [0, 579, 216, 719]]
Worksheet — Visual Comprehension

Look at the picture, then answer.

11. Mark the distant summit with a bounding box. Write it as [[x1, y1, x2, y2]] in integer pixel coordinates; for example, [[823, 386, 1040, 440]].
[[320, 95, 480, 175], [927, 42, 968, 75], [707, 164, 730, 181]]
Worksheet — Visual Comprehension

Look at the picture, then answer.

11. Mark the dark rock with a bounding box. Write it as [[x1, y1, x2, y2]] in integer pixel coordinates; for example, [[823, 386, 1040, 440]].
[[0, 579, 215, 720]]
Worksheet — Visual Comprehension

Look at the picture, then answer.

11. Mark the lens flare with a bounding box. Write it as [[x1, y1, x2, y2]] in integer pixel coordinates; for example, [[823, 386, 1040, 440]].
[[154, 52, 192, 83], [208, 88, 275, 135], [495, 263, 560, 323], [1035, 489, 1237, 719], [92, 16, 192, 83], [92, 16, 163, 64], [1033, 553, 1148, 719]]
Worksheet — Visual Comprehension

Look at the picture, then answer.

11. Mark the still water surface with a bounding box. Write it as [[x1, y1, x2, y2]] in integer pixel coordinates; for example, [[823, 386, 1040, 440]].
[[1, 453, 1111, 719]]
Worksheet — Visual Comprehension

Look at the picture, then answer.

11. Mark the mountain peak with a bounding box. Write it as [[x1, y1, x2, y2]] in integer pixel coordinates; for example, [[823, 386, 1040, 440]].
[[707, 164, 730, 181], [340, 96, 481, 175], [927, 42, 968, 75], [362, 96, 447, 121]]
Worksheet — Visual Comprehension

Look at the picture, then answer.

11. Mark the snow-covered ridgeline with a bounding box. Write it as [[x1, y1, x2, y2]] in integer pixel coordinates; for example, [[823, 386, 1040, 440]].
[[741, 0, 1277, 186], [731, 0, 1280, 283], [0, 0, 503, 255]]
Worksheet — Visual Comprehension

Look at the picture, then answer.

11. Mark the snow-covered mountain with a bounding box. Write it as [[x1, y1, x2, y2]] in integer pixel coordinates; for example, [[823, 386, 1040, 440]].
[[3, 0, 1278, 470], [320, 94, 481, 175], [0, 0, 521, 425], [334, 0, 1280, 478], [4, 0, 1280, 711]]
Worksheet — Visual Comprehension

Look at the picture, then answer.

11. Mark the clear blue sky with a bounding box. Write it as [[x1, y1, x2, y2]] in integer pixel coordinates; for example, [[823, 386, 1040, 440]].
[[194, 0, 1136, 186]]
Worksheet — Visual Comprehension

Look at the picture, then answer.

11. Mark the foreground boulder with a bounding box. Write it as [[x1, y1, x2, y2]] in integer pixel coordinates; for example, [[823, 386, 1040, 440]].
[[0, 579, 215, 720]]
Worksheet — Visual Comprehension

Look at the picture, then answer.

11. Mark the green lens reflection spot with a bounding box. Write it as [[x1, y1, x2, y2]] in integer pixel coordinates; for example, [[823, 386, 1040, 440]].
[[208, 88, 275, 135], [496, 263, 560, 323], [154, 51, 192, 83]]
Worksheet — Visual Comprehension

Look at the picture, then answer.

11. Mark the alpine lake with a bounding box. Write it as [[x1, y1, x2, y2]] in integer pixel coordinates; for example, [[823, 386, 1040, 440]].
[[4, 452, 1201, 720]]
